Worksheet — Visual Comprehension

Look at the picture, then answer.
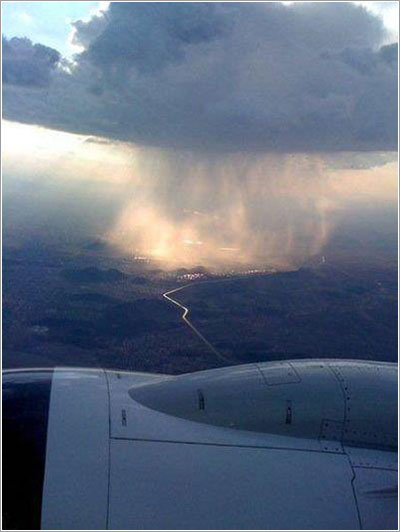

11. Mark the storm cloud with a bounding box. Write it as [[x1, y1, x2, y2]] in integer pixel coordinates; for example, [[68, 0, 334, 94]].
[[2, 2, 398, 152], [2, 36, 60, 88]]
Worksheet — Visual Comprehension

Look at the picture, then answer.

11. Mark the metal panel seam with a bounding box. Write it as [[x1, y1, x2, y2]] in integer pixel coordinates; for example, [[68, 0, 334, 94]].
[[109, 436, 345, 454], [346, 453, 363, 529]]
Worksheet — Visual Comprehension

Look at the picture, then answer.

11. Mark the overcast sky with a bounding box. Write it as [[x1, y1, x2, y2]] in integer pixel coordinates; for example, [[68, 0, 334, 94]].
[[2, 1, 398, 153]]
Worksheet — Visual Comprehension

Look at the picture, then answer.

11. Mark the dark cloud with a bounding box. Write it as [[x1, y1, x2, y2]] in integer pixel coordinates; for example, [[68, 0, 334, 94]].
[[2, 3, 398, 152], [83, 136, 115, 145], [74, 3, 227, 74], [379, 42, 398, 65], [2, 37, 60, 88]]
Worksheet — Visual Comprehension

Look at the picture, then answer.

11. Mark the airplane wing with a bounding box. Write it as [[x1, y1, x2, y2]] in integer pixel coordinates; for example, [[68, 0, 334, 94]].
[[2, 359, 398, 530]]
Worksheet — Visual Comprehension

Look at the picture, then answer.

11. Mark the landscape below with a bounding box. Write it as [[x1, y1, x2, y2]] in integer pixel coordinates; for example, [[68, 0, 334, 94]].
[[3, 234, 397, 374]]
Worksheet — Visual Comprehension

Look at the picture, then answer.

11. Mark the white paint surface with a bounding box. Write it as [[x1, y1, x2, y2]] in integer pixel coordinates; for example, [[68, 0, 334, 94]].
[[41, 369, 110, 530], [108, 439, 360, 530]]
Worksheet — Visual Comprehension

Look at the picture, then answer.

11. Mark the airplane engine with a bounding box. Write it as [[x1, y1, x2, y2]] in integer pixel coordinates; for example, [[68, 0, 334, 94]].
[[2, 359, 398, 530]]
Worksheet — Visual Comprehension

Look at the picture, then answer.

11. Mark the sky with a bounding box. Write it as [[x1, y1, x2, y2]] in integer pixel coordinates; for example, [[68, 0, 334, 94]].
[[2, 1, 398, 268], [2, 2, 109, 57]]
